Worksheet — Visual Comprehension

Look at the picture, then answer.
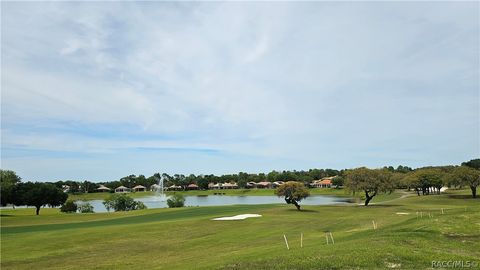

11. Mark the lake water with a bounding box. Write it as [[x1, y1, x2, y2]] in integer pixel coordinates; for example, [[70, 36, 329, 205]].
[[83, 195, 349, 213]]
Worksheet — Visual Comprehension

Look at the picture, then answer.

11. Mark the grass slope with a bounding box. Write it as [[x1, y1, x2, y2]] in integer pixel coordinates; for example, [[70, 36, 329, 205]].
[[1, 189, 478, 270]]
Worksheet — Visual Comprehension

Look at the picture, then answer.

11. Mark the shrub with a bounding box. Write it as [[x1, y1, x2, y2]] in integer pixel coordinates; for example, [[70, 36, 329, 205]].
[[60, 200, 78, 213], [135, 201, 147, 210], [77, 202, 94, 213], [167, 193, 185, 208], [103, 194, 147, 212]]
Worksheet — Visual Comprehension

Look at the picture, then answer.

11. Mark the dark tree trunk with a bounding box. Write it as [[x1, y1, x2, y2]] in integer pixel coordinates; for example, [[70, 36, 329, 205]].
[[292, 200, 301, 211], [364, 190, 377, 206], [285, 197, 301, 211], [35, 206, 40, 215], [415, 188, 420, 196], [471, 186, 477, 198]]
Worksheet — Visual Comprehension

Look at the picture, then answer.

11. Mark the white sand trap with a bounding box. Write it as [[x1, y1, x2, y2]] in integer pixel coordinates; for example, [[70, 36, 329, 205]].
[[396, 212, 410, 215], [212, 214, 262, 221]]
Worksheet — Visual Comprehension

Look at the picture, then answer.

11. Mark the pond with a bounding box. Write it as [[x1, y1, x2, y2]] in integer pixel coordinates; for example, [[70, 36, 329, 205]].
[[82, 195, 350, 213]]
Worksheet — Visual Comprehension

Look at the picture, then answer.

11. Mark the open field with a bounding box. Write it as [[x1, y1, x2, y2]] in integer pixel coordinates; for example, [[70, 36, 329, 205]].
[[1, 189, 479, 269]]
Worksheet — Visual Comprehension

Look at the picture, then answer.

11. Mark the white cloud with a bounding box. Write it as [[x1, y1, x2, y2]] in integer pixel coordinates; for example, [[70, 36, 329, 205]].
[[1, 1, 478, 180]]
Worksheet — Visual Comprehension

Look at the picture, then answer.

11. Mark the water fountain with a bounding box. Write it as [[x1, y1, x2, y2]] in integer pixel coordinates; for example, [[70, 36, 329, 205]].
[[154, 174, 166, 201]]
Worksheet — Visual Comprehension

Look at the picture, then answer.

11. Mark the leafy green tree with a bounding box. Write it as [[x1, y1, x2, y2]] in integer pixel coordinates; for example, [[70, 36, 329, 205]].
[[0, 170, 21, 207], [452, 166, 480, 198], [267, 171, 279, 182], [462, 159, 480, 170], [274, 181, 310, 210], [414, 168, 444, 195], [103, 194, 147, 212], [308, 169, 325, 180], [119, 175, 137, 188], [161, 173, 173, 186], [81, 180, 97, 193], [237, 172, 249, 188], [13, 182, 68, 215], [325, 169, 340, 177], [402, 172, 422, 195], [167, 193, 185, 208], [390, 172, 407, 189], [345, 167, 394, 206], [60, 200, 78, 213], [196, 176, 209, 190], [331, 176, 344, 188], [396, 165, 413, 173], [204, 174, 218, 186], [384, 166, 395, 172], [77, 202, 95, 213], [146, 173, 161, 189]]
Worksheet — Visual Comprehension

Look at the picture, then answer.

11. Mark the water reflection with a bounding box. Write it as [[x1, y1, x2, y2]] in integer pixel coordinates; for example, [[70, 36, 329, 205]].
[[84, 195, 349, 213]]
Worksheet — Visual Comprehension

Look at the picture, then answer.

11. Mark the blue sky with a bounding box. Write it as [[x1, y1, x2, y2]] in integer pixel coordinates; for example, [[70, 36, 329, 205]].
[[1, 2, 479, 182]]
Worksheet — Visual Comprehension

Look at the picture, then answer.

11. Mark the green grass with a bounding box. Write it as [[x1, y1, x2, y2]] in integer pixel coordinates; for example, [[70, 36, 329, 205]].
[[1, 189, 479, 269]]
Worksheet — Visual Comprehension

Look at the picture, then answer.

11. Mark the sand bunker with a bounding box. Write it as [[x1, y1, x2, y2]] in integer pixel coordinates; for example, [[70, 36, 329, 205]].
[[212, 214, 262, 221]]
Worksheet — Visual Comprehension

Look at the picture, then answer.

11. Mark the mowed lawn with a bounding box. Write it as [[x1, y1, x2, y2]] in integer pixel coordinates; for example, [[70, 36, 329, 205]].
[[1, 190, 479, 269]]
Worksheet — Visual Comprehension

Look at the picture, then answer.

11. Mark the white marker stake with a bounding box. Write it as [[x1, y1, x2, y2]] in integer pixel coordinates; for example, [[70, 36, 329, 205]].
[[372, 220, 376, 230], [441, 208, 444, 214], [283, 235, 290, 250], [325, 233, 329, 245], [301, 233, 303, 248], [329, 232, 335, 245]]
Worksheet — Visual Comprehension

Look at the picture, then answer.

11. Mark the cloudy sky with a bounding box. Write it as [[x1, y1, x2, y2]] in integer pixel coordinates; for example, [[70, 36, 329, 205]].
[[1, 2, 479, 181]]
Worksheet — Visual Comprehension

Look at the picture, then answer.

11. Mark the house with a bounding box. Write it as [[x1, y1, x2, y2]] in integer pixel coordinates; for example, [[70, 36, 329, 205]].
[[208, 183, 215, 189], [150, 184, 161, 191], [167, 185, 182, 191], [272, 181, 284, 188], [187, 183, 199, 190], [310, 177, 334, 188], [132, 185, 146, 192], [115, 185, 131, 193], [246, 182, 257, 189], [211, 183, 223, 189], [256, 182, 272, 189], [97, 185, 111, 192], [222, 182, 238, 189]]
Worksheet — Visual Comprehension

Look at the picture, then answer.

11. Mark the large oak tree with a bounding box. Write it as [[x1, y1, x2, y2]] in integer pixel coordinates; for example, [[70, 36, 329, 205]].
[[13, 182, 68, 215], [345, 167, 394, 206], [275, 181, 310, 210], [452, 166, 480, 198]]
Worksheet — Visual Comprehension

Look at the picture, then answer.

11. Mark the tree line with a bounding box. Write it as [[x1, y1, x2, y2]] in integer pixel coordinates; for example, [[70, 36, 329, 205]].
[[11, 168, 343, 194], [344, 159, 480, 205], [1, 159, 478, 213]]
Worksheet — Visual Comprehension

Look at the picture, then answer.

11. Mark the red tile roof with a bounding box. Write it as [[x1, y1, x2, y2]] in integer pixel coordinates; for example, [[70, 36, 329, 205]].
[[319, 179, 332, 185]]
